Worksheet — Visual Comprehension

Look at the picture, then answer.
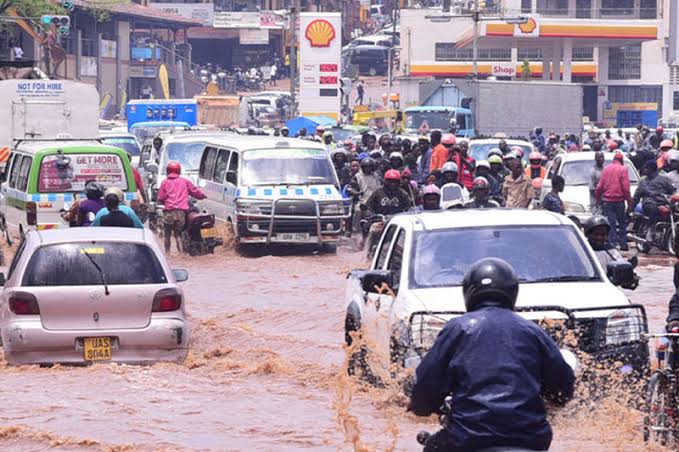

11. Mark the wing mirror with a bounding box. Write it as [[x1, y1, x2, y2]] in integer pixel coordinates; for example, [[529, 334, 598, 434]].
[[173, 269, 189, 282], [607, 261, 634, 287], [0, 272, 5, 286], [360, 270, 393, 293]]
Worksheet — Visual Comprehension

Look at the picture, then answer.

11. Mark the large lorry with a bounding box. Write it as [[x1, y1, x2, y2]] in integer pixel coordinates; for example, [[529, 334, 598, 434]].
[[398, 78, 584, 138], [195, 95, 247, 127], [126, 99, 198, 129], [0, 79, 99, 163]]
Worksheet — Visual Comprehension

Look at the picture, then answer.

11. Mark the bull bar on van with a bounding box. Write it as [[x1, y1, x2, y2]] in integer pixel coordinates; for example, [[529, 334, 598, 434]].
[[236, 196, 351, 244]]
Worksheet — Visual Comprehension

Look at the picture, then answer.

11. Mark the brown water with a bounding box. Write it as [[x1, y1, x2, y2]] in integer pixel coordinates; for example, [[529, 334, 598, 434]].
[[0, 242, 675, 451]]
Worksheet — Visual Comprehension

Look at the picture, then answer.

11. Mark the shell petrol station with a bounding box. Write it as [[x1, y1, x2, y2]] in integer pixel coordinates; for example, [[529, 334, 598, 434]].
[[399, 2, 670, 127]]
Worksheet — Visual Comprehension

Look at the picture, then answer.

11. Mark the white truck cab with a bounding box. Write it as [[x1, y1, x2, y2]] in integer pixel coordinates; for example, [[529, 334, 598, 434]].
[[344, 209, 649, 374]]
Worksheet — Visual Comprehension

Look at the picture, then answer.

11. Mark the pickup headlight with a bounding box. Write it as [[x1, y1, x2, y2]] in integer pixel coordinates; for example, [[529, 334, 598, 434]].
[[320, 202, 344, 216], [605, 309, 644, 346], [236, 199, 272, 216], [410, 314, 449, 352], [563, 201, 586, 213]]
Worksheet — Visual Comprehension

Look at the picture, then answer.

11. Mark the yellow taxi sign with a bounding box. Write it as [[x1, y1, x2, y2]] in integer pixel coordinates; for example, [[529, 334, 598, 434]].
[[80, 247, 105, 255]]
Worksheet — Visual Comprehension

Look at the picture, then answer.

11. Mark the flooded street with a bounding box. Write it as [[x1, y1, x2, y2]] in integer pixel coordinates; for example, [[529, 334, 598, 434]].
[[0, 244, 676, 451]]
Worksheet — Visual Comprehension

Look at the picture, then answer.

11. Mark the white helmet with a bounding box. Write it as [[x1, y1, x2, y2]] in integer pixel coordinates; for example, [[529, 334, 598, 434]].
[[441, 162, 458, 173]]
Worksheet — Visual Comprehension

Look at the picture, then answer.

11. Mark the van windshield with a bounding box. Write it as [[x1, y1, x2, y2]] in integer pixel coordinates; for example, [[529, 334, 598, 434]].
[[161, 142, 205, 174], [405, 111, 450, 131], [38, 153, 129, 193], [241, 148, 336, 186]]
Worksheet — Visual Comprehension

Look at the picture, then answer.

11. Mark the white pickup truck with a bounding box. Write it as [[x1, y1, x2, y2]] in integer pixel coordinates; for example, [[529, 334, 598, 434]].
[[344, 209, 649, 375]]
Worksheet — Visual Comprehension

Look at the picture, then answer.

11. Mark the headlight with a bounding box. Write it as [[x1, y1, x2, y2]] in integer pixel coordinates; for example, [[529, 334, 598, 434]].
[[563, 201, 586, 213], [236, 199, 271, 216], [606, 309, 643, 346], [320, 203, 343, 216], [410, 314, 449, 351]]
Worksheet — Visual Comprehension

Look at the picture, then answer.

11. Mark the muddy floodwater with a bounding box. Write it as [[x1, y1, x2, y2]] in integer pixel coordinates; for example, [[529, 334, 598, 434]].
[[0, 244, 676, 451]]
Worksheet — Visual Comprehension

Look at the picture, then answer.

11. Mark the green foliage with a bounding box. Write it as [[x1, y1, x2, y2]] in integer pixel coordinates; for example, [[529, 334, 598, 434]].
[[8, 0, 61, 17], [521, 59, 530, 81]]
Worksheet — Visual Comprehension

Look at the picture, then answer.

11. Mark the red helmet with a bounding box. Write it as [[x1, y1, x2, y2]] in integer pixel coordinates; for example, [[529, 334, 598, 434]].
[[401, 167, 412, 177], [531, 177, 543, 190], [661, 139, 674, 149], [384, 169, 401, 181], [606, 140, 618, 151], [613, 151, 624, 161], [657, 126, 665, 134], [441, 133, 456, 145], [472, 176, 489, 189], [529, 151, 542, 161], [511, 146, 525, 158], [166, 161, 181, 175]]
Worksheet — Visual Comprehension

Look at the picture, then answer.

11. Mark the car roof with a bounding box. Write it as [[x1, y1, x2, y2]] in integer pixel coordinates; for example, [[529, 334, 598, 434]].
[[468, 138, 531, 145], [558, 152, 626, 162], [161, 131, 236, 143], [397, 209, 570, 231], [30, 227, 152, 246], [15, 140, 107, 152], [405, 106, 464, 112], [202, 135, 326, 151], [99, 132, 136, 138], [350, 44, 389, 51]]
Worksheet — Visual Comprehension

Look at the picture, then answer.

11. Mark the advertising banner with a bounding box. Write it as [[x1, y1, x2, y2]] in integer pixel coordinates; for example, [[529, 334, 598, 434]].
[[149, 3, 214, 25], [299, 12, 342, 118]]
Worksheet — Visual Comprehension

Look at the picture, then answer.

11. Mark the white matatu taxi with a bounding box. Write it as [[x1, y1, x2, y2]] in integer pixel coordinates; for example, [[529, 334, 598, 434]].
[[344, 209, 649, 375]]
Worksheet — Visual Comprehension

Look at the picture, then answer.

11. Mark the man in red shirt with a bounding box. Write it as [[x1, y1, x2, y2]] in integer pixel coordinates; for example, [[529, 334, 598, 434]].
[[595, 152, 632, 250], [453, 141, 475, 190]]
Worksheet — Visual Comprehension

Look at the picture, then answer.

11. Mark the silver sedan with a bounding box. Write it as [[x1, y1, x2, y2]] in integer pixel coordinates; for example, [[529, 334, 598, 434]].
[[0, 227, 190, 365]]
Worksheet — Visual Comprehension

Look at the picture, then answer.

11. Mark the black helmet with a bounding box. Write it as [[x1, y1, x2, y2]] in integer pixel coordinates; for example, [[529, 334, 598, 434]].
[[85, 181, 105, 200], [462, 258, 519, 312], [360, 157, 376, 169], [583, 215, 610, 236]]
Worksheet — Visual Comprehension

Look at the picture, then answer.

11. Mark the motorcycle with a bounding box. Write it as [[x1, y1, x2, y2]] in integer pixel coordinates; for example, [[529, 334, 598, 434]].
[[180, 200, 223, 256], [415, 350, 577, 451], [629, 195, 679, 255]]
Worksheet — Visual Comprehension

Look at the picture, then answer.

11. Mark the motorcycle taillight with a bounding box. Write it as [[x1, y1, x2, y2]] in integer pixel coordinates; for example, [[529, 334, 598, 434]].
[[660, 205, 671, 218]]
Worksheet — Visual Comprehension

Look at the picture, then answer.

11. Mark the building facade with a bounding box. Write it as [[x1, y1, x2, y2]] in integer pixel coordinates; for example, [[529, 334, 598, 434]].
[[400, 0, 671, 126]]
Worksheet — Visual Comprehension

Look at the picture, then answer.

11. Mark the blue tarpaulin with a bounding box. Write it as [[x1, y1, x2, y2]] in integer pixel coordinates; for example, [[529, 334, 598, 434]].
[[285, 116, 336, 136]]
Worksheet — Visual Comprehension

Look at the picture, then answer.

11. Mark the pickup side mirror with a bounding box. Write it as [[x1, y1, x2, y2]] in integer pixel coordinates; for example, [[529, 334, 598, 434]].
[[145, 162, 159, 174], [173, 269, 189, 282], [0, 272, 5, 286], [226, 171, 237, 185], [360, 269, 393, 293], [607, 261, 634, 287]]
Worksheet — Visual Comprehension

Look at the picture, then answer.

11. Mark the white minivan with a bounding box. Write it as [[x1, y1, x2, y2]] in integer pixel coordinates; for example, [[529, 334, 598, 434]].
[[196, 136, 349, 251]]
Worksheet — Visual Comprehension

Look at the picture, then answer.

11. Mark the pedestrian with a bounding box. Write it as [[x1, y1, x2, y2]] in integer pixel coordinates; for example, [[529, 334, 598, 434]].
[[12, 43, 23, 61], [99, 193, 135, 228], [595, 152, 632, 250], [542, 175, 565, 214], [270, 62, 277, 86], [356, 80, 365, 105], [419, 132, 438, 184], [430, 133, 455, 172], [589, 151, 605, 214], [157, 161, 207, 254], [453, 141, 475, 190], [502, 155, 535, 208]]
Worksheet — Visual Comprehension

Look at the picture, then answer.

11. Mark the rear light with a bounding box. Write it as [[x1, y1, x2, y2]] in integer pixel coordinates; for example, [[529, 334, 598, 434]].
[[26, 201, 37, 226], [152, 288, 182, 312], [9, 292, 40, 315]]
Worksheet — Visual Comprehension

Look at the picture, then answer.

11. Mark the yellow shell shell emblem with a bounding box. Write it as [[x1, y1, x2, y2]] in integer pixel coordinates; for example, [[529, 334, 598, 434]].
[[305, 19, 336, 48]]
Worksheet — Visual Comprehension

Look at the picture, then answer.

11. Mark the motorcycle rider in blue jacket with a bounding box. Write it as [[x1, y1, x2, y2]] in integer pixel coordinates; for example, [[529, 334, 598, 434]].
[[409, 258, 576, 451]]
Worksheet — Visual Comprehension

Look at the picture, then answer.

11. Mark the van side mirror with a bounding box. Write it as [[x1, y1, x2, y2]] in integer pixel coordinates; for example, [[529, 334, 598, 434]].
[[145, 162, 159, 174], [226, 172, 237, 185], [607, 261, 634, 287], [173, 269, 189, 282], [0, 273, 5, 286], [360, 270, 393, 293]]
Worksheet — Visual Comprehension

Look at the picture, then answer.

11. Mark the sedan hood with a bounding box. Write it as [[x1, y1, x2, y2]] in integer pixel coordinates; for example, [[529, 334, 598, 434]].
[[409, 281, 629, 318]]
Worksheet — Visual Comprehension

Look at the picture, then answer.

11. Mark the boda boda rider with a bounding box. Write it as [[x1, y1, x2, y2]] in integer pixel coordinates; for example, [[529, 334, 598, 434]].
[[463, 177, 500, 209], [363, 169, 412, 216], [91, 187, 144, 229], [409, 258, 575, 452], [584, 215, 639, 290], [421, 184, 441, 211]]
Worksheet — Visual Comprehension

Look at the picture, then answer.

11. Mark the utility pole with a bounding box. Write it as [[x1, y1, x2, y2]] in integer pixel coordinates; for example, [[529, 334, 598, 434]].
[[386, 8, 396, 115], [290, 0, 299, 118], [472, 0, 479, 78]]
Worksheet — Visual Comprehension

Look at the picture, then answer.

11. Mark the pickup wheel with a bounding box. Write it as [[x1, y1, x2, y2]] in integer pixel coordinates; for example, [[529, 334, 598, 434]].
[[321, 243, 337, 254]]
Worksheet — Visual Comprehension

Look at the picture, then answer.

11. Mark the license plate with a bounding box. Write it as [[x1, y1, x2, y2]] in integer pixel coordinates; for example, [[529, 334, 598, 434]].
[[83, 337, 112, 361], [276, 232, 311, 242], [201, 227, 218, 239]]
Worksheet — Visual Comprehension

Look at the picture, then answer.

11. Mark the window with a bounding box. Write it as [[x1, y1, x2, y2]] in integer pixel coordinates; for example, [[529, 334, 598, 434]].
[[7, 237, 26, 280], [572, 47, 594, 61], [375, 225, 397, 269], [17, 156, 31, 192], [602, 0, 633, 16], [213, 149, 231, 183], [23, 243, 167, 286], [2, 153, 13, 183], [199, 147, 217, 180], [608, 85, 662, 104], [521, 0, 532, 13], [8, 154, 22, 189], [226, 152, 239, 185], [536, 0, 568, 16], [387, 230, 406, 291], [576, 0, 592, 18], [640, 0, 657, 19], [455, 113, 467, 131], [673, 92, 679, 111], [608, 45, 641, 80], [435, 44, 511, 62]]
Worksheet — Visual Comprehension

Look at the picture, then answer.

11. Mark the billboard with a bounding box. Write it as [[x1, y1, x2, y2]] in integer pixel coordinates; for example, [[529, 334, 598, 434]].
[[149, 3, 213, 25], [299, 12, 342, 119]]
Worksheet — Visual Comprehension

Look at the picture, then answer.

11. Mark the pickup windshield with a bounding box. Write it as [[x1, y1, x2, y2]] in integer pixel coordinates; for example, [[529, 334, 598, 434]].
[[38, 153, 129, 193], [241, 148, 336, 186], [405, 112, 450, 131], [161, 142, 205, 175], [411, 225, 599, 288]]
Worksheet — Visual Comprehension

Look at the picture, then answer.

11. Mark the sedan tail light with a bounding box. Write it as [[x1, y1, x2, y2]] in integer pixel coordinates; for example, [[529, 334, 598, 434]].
[[9, 292, 40, 315], [152, 288, 182, 312], [26, 201, 37, 226]]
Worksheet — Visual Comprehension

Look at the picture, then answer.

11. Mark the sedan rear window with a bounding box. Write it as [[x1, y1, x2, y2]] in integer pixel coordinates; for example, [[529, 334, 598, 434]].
[[23, 243, 167, 286]]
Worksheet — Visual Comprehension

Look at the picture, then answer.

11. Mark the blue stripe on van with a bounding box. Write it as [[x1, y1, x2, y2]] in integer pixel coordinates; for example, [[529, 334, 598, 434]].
[[235, 188, 241, 197], [32, 194, 41, 202], [325, 187, 333, 195], [263, 188, 273, 196], [248, 188, 256, 197], [310, 188, 319, 195], [64, 194, 74, 202], [295, 188, 304, 196], [279, 188, 288, 196], [47, 194, 57, 202]]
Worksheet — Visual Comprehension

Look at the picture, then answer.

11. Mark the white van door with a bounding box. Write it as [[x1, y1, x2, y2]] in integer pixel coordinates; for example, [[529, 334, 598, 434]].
[[224, 151, 239, 224], [209, 147, 231, 221]]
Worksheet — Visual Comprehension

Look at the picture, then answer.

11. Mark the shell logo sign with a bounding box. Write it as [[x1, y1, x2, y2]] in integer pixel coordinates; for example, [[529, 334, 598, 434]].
[[513, 16, 539, 38], [305, 19, 336, 48]]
